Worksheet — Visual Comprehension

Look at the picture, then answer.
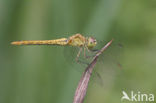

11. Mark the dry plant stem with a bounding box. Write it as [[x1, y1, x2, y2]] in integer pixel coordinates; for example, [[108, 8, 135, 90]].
[[73, 39, 113, 103]]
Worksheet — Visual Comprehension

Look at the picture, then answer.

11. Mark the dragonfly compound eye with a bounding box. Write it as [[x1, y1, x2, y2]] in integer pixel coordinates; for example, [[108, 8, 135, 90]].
[[87, 37, 97, 49]]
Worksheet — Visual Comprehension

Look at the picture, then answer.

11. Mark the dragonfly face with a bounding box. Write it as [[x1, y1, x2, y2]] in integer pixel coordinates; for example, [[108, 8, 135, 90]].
[[86, 37, 97, 49]]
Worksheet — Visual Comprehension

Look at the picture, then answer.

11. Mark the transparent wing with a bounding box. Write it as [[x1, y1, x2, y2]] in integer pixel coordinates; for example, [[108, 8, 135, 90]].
[[89, 40, 124, 86], [97, 40, 123, 69], [63, 46, 78, 64], [63, 40, 124, 86]]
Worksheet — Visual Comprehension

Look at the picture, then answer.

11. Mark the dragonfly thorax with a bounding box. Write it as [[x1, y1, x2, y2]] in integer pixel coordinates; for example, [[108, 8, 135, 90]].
[[86, 37, 97, 49]]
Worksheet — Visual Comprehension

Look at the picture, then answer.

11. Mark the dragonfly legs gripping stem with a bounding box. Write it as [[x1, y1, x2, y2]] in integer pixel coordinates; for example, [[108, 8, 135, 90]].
[[75, 47, 90, 66], [84, 48, 99, 59], [75, 47, 100, 66]]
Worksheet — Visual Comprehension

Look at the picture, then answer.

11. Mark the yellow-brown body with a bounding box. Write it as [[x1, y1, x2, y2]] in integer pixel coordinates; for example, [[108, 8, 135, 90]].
[[11, 33, 97, 49], [11, 38, 68, 46], [11, 33, 97, 61]]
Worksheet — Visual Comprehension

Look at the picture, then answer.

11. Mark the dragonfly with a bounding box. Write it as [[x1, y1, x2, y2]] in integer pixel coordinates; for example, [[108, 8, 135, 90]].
[[11, 33, 122, 85], [11, 33, 97, 62]]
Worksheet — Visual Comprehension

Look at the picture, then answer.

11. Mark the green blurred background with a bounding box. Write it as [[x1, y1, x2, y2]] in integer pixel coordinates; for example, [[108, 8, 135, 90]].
[[0, 0, 156, 103]]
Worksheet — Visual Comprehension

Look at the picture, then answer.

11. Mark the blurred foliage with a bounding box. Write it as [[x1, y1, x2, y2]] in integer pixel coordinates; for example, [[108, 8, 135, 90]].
[[0, 0, 156, 103]]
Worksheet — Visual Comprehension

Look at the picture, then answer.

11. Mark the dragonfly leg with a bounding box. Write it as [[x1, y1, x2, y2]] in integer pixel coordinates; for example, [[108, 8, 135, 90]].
[[84, 47, 87, 58], [86, 46, 90, 52], [83, 46, 90, 59], [76, 47, 90, 65], [83, 47, 94, 59], [76, 60, 90, 66], [84, 46, 98, 59], [75, 48, 82, 62]]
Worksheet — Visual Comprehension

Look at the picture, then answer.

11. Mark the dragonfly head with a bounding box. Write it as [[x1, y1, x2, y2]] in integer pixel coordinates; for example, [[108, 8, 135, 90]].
[[86, 37, 97, 49]]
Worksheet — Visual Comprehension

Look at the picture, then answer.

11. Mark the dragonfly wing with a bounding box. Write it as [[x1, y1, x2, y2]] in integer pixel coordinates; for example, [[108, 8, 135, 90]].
[[87, 40, 124, 87], [98, 41, 124, 69], [63, 46, 78, 64]]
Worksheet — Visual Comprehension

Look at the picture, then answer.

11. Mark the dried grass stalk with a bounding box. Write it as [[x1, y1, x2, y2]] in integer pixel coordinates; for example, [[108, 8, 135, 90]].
[[73, 39, 113, 103]]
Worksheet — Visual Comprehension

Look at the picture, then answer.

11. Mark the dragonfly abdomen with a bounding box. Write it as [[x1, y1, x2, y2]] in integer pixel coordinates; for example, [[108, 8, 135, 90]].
[[11, 38, 68, 46]]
